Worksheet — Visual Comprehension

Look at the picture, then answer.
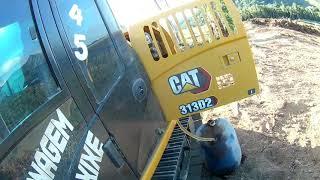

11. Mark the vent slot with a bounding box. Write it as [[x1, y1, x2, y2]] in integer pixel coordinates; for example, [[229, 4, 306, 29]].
[[193, 6, 213, 43], [159, 18, 177, 55], [139, 0, 240, 62], [209, 1, 229, 37], [175, 12, 194, 49], [144, 26, 160, 61], [151, 22, 169, 58], [220, 0, 237, 33]]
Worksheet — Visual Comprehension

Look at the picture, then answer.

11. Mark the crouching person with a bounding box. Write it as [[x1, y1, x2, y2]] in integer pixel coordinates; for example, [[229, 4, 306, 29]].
[[196, 118, 242, 176]]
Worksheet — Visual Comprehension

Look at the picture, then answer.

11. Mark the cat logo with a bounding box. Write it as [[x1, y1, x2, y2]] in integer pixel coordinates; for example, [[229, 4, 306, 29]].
[[168, 67, 211, 95]]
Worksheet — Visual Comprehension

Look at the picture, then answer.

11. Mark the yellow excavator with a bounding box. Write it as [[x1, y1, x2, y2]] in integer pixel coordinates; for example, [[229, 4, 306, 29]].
[[128, 0, 259, 178], [0, 0, 258, 179]]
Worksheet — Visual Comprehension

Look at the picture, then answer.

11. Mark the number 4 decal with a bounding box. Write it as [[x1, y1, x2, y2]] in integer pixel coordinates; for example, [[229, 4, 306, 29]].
[[68, 4, 88, 61], [69, 4, 83, 26]]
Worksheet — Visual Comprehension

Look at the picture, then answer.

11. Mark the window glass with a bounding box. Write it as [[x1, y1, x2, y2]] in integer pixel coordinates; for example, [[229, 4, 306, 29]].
[[101, 0, 120, 35], [55, 0, 122, 102], [0, 0, 60, 143]]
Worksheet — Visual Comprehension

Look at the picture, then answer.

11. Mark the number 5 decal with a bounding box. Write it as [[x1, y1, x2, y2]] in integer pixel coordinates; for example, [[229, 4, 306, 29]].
[[69, 4, 88, 61], [74, 34, 88, 61]]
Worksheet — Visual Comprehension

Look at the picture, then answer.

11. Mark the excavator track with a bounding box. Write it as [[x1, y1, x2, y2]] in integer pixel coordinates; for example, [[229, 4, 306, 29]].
[[152, 118, 189, 180]]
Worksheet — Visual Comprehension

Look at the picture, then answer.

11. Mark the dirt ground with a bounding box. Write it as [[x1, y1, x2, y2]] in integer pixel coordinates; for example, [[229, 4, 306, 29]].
[[201, 20, 320, 179]]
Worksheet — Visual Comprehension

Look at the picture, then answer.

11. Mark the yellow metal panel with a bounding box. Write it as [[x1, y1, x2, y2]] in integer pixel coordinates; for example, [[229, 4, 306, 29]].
[[152, 39, 259, 120], [129, 0, 259, 121]]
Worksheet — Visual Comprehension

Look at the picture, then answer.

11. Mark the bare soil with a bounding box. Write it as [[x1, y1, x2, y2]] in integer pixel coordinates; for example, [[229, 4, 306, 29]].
[[201, 20, 320, 179], [251, 18, 320, 36]]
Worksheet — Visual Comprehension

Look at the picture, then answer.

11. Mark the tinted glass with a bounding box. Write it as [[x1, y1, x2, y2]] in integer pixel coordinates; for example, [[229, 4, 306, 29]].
[[55, 0, 122, 102], [0, 0, 60, 143]]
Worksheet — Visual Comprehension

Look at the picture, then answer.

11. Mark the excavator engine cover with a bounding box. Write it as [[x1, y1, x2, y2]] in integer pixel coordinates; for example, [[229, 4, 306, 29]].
[[129, 0, 259, 121]]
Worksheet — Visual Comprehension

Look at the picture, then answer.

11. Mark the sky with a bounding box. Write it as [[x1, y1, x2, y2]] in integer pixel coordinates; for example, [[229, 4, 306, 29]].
[[108, 0, 194, 27]]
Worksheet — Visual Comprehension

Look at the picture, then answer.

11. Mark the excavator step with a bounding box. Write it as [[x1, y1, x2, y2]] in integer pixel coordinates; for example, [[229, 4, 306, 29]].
[[152, 118, 189, 180]]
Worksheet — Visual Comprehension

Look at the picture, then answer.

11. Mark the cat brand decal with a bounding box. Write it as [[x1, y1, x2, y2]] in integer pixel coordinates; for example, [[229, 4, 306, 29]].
[[168, 67, 211, 95]]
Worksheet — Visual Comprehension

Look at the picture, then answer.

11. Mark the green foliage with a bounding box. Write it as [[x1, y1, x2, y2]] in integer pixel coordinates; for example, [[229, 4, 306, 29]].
[[239, 3, 320, 22], [234, 0, 312, 8]]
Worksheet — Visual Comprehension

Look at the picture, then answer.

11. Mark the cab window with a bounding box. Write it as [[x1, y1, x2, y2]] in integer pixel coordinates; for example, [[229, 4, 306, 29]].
[[55, 0, 123, 103], [0, 0, 60, 143]]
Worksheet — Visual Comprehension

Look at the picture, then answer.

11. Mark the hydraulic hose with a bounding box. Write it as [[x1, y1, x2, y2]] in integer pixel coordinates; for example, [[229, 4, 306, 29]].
[[176, 119, 216, 142]]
